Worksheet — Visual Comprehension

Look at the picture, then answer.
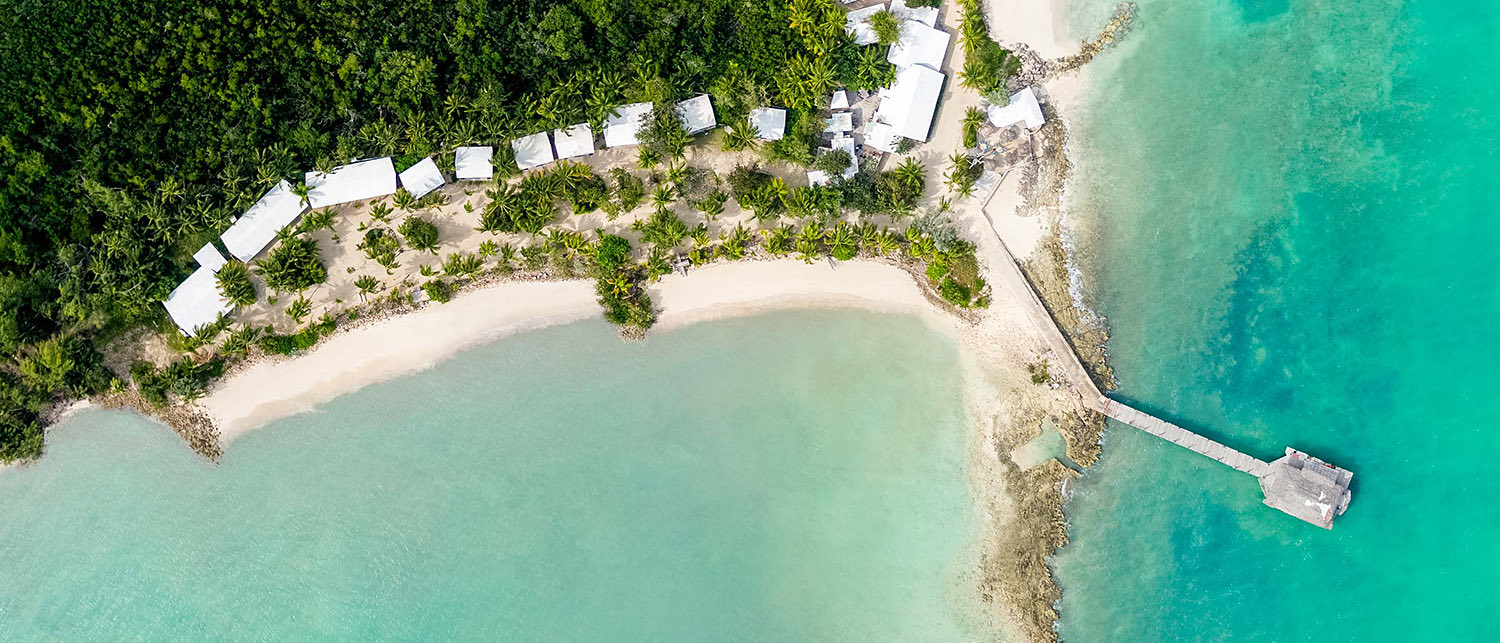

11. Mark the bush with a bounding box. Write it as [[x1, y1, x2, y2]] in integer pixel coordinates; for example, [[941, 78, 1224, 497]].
[[423, 279, 453, 303], [814, 149, 852, 176], [256, 316, 337, 355], [594, 235, 633, 274], [131, 358, 225, 407], [399, 217, 440, 254], [216, 261, 257, 307], [256, 235, 326, 292]]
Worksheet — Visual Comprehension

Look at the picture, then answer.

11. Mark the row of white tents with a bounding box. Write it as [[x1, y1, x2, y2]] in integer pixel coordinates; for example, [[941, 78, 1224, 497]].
[[162, 96, 721, 335]]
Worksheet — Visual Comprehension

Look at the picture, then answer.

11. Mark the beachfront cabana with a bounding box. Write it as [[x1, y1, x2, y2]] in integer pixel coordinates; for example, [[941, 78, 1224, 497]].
[[887, 20, 951, 71], [193, 243, 227, 272], [988, 87, 1047, 130], [676, 95, 717, 134], [604, 102, 653, 148], [454, 146, 494, 180], [874, 65, 945, 141], [304, 157, 398, 209], [749, 107, 786, 141], [398, 157, 445, 199], [824, 112, 854, 134], [891, 0, 938, 27], [512, 132, 555, 171], [554, 124, 596, 159], [219, 180, 308, 262], [830, 90, 850, 110], [864, 121, 902, 154], [845, 4, 886, 46], [162, 266, 233, 337]]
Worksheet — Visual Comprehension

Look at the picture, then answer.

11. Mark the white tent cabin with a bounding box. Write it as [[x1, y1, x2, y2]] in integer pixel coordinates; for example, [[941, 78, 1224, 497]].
[[512, 132, 555, 171], [874, 65, 945, 142], [676, 95, 717, 134], [554, 124, 596, 159], [304, 157, 398, 209], [219, 180, 308, 263], [845, 4, 886, 46], [397, 157, 445, 199], [890, 0, 938, 27], [162, 243, 233, 337], [604, 102, 653, 148], [749, 107, 786, 141], [887, 20, 950, 71], [988, 87, 1047, 130], [454, 146, 494, 180]]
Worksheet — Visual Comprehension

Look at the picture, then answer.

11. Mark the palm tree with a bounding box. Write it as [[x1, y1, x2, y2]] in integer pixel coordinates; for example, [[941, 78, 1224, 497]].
[[290, 180, 312, 207], [354, 275, 381, 302], [393, 188, 417, 211], [722, 120, 759, 152], [651, 184, 676, 207]]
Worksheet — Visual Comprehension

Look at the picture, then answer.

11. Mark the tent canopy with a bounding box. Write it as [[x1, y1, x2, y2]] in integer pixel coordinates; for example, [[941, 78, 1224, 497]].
[[305, 157, 397, 209], [874, 65, 945, 141], [887, 20, 950, 71], [676, 95, 717, 134], [749, 107, 787, 141], [988, 87, 1047, 129], [454, 147, 494, 180], [604, 102, 653, 147], [162, 266, 233, 336], [398, 157, 445, 199], [845, 5, 886, 46], [220, 180, 308, 262], [554, 124, 596, 159], [512, 132, 555, 170]]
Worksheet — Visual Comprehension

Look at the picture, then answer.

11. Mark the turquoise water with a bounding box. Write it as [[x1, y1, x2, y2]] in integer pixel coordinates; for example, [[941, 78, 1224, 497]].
[[1059, 0, 1500, 638], [0, 312, 984, 640]]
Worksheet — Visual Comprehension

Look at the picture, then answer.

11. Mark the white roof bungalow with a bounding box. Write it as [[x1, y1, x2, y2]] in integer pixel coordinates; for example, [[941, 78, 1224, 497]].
[[554, 124, 596, 159], [219, 180, 308, 262], [604, 102, 653, 148], [162, 266, 233, 336], [830, 90, 850, 110], [845, 4, 886, 46], [193, 243, 227, 272], [749, 107, 786, 141], [887, 20, 951, 71], [988, 87, 1047, 129], [398, 158, 445, 199], [676, 95, 716, 134], [824, 112, 854, 134], [875, 65, 946, 141], [305, 157, 397, 209], [512, 132, 555, 171], [808, 136, 860, 186], [890, 0, 938, 27], [864, 121, 903, 154], [454, 146, 493, 180]]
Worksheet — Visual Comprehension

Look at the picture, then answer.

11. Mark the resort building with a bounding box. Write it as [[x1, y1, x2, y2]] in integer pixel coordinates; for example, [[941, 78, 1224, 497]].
[[162, 244, 233, 336], [874, 65, 945, 142], [887, 20, 951, 71], [844, 4, 886, 46], [512, 132, 555, 171], [864, 121, 902, 154], [830, 90, 850, 110], [890, 0, 938, 27], [397, 157, 445, 199], [604, 102, 653, 147], [219, 180, 308, 262], [824, 112, 854, 134], [749, 107, 786, 141], [304, 157, 397, 209], [553, 124, 596, 160], [808, 136, 860, 186], [454, 146, 494, 180], [676, 94, 717, 134], [988, 87, 1047, 130]]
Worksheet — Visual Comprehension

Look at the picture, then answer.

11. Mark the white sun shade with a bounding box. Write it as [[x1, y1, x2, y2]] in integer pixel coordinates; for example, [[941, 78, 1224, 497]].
[[823, 112, 854, 134], [512, 132, 555, 171], [890, 0, 938, 27], [454, 147, 493, 180], [874, 65, 945, 141], [845, 4, 886, 46], [887, 20, 951, 71], [220, 180, 308, 262], [554, 124, 596, 159], [676, 95, 717, 134], [830, 90, 850, 110], [398, 157, 445, 199], [749, 107, 786, 140], [304, 157, 397, 209], [162, 266, 234, 336], [988, 87, 1047, 129], [193, 243, 227, 272], [604, 102, 653, 148]]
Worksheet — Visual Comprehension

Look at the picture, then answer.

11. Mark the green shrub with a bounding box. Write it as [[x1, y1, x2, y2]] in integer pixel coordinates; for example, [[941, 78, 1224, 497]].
[[423, 279, 453, 303]]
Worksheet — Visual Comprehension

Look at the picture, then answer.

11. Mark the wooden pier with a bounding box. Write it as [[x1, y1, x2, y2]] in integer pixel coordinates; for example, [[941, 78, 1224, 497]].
[[976, 205, 1352, 528]]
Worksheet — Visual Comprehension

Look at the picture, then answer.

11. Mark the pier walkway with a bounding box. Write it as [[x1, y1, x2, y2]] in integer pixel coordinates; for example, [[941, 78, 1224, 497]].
[[974, 199, 1352, 528]]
